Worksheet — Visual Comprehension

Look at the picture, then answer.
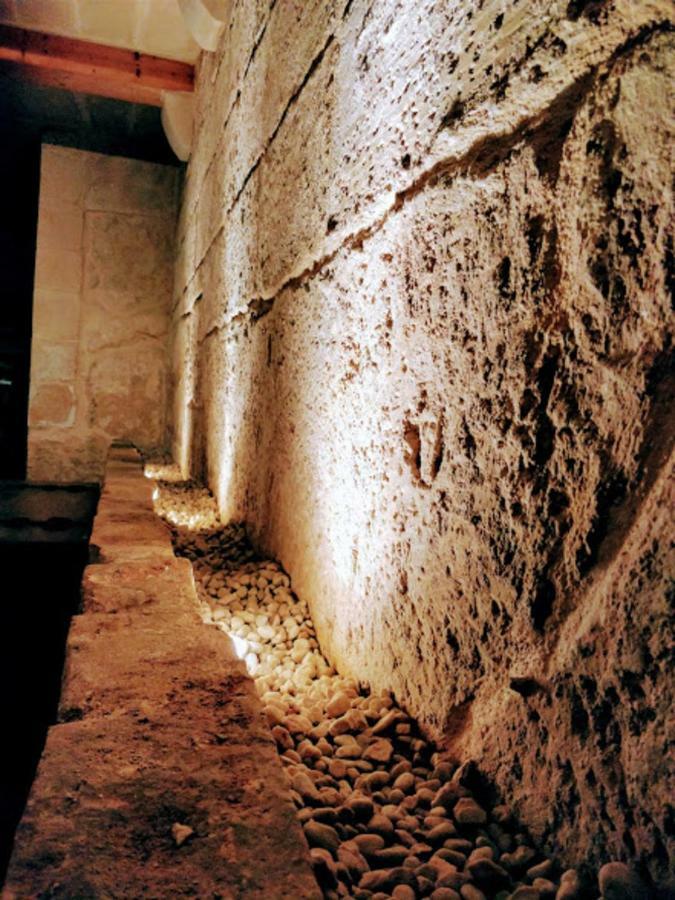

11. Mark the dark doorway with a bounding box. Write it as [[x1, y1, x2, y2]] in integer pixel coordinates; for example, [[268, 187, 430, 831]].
[[0, 140, 41, 479], [0, 482, 98, 884]]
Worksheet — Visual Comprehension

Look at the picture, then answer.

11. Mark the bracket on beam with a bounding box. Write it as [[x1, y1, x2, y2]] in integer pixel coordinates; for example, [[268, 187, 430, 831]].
[[161, 91, 195, 162]]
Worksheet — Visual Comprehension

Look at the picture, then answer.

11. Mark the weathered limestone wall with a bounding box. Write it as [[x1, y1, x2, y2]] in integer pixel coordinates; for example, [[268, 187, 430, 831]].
[[170, 0, 674, 882], [28, 145, 179, 483]]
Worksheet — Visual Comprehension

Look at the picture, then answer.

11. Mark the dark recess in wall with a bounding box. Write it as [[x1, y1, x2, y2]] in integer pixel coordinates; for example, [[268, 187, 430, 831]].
[[0, 483, 98, 885], [0, 140, 40, 479]]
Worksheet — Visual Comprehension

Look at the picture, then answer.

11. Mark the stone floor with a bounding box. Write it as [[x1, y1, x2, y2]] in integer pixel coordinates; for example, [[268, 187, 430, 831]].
[[149, 469, 651, 900]]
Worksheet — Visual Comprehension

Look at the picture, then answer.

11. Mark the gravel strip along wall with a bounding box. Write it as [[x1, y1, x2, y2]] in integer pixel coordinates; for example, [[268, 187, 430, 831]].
[[151, 472, 656, 899], [3, 447, 319, 899], [169, 1, 674, 883]]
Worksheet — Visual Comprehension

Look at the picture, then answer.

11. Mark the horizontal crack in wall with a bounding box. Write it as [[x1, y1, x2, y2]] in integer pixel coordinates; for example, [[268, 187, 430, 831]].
[[217, 18, 672, 330]]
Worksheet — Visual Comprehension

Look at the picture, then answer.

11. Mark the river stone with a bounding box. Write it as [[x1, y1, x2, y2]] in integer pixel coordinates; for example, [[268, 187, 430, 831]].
[[454, 797, 488, 825]]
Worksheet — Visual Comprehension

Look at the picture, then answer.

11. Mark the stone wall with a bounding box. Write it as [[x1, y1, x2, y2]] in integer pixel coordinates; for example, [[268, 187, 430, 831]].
[[170, 0, 674, 884], [28, 145, 179, 483]]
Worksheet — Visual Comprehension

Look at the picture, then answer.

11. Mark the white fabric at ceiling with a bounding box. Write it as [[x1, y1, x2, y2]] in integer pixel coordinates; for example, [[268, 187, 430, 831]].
[[0, 0, 200, 62]]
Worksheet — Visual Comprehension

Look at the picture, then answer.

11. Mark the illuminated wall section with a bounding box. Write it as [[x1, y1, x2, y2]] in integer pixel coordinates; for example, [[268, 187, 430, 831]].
[[169, 0, 674, 879]]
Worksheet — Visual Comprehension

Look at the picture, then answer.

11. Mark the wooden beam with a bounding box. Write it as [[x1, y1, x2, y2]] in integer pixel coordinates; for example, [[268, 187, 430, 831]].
[[0, 25, 194, 107]]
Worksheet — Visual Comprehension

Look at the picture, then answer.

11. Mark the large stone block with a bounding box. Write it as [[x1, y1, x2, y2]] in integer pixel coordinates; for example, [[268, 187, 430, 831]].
[[4, 715, 319, 899], [84, 152, 178, 216], [83, 210, 174, 302], [29, 340, 78, 384], [85, 344, 167, 446], [28, 382, 76, 428], [81, 557, 198, 616], [89, 509, 174, 563], [27, 432, 108, 484], [59, 609, 242, 721], [37, 144, 88, 206], [34, 246, 82, 293], [32, 288, 81, 342], [36, 202, 83, 254]]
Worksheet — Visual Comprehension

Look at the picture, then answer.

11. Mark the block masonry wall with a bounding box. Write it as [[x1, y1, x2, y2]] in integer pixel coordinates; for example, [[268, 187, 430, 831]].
[[169, 0, 674, 883], [28, 145, 179, 483]]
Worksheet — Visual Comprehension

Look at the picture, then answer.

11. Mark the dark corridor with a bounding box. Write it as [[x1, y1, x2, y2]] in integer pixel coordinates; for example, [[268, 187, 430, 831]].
[[0, 140, 41, 479], [0, 483, 98, 883]]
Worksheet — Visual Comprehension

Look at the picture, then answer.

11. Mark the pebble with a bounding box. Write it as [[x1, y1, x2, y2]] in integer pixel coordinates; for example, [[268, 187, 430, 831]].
[[338, 843, 369, 880], [326, 692, 352, 717], [556, 869, 583, 900], [598, 862, 650, 899], [460, 885, 487, 900], [392, 885, 416, 900], [304, 820, 341, 853], [454, 797, 488, 825], [310, 847, 338, 891], [291, 770, 323, 804], [527, 859, 554, 880], [467, 857, 510, 890], [427, 821, 457, 845], [363, 737, 394, 763], [503, 844, 537, 872], [353, 833, 385, 855], [170, 822, 194, 847], [360, 866, 417, 892], [151, 477, 612, 900], [533, 877, 557, 897]]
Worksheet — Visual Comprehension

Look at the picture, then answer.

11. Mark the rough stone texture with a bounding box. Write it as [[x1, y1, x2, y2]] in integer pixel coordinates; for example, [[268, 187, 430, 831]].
[[4, 446, 320, 899], [169, 0, 674, 886], [5, 714, 318, 900], [80, 556, 198, 615], [88, 500, 176, 562], [28, 145, 179, 483]]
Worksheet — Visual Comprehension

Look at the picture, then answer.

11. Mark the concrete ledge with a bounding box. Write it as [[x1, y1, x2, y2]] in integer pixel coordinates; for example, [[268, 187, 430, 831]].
[[4, 446, 319, 899]]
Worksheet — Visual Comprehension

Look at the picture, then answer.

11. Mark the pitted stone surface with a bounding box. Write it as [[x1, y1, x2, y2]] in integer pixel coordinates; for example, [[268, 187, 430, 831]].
[[169, 0, 674, 885]]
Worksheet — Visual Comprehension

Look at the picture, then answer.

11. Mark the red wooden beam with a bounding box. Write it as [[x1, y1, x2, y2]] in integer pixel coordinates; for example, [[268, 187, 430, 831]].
[[0, 25, 194, 106]]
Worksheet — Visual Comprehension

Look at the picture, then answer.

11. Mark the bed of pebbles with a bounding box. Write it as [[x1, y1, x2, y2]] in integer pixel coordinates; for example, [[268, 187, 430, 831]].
[[150, 472, 650, 900]]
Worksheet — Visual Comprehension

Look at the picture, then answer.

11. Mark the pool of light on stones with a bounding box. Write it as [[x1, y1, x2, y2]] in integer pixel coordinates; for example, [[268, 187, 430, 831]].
[[149, 470, 608, 900]]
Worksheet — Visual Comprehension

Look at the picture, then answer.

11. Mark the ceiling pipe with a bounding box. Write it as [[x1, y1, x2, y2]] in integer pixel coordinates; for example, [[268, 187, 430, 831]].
[[161, 91, 194, 161], [176, 0, 225, 52]]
